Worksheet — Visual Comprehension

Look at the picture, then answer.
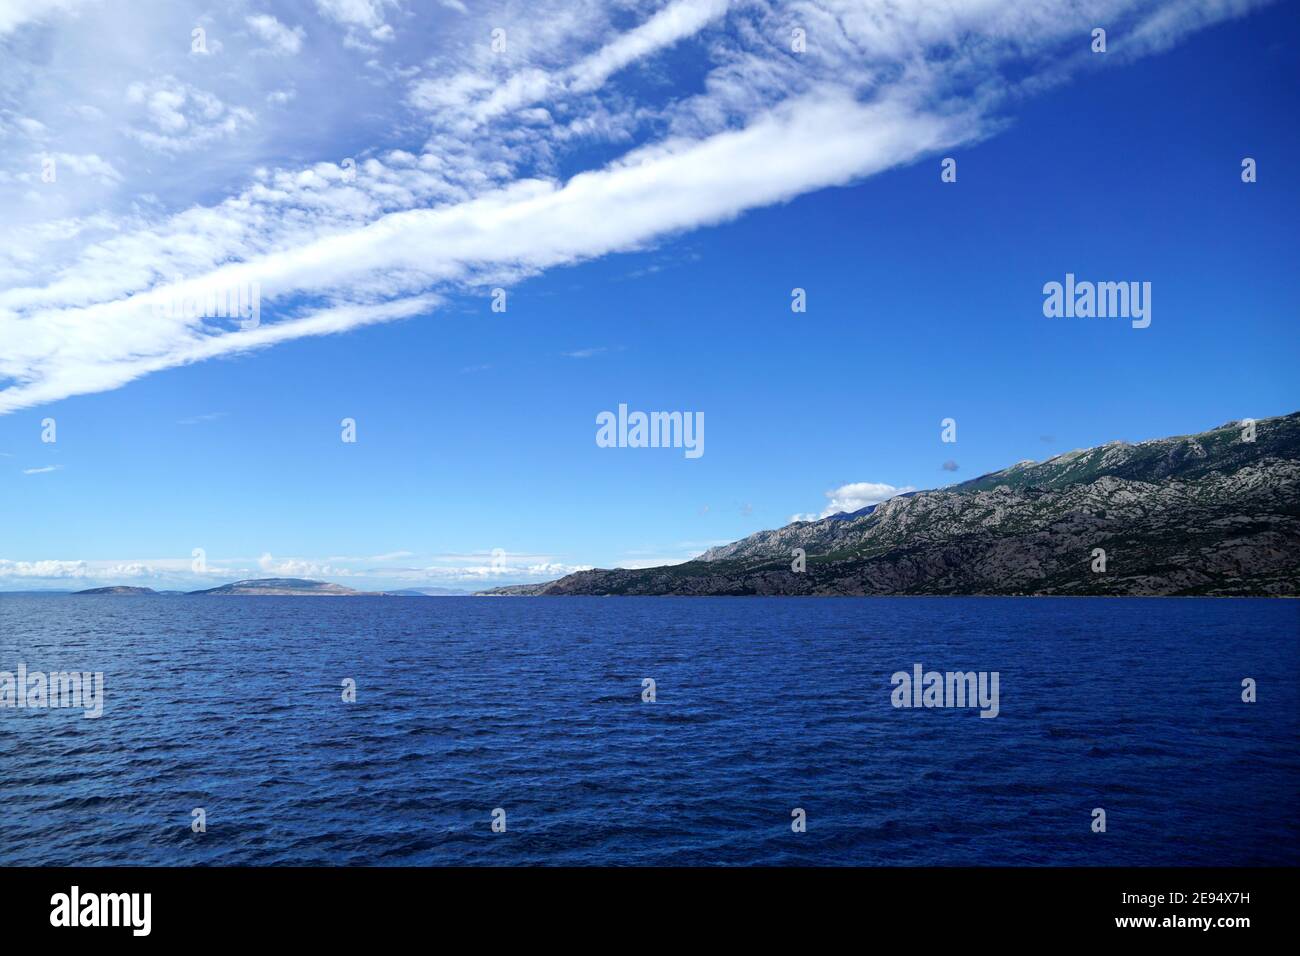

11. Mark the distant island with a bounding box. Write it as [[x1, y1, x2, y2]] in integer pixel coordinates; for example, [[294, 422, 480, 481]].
[[384, 587, 474, 596], [72, 586, 160, 595], [70, 578, 472, 597], [189, 578, 378, 596], [483, 412, 1300, 598]]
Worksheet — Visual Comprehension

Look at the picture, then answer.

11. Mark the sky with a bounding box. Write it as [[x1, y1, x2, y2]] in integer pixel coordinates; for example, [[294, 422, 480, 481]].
[[0, 0, 1296, 591]]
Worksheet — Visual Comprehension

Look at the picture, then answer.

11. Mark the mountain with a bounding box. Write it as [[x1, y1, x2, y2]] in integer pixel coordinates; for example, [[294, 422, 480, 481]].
[[482, 412, 1300, 597], [188, 578, 381, 596], [72, 586, 158, 595]]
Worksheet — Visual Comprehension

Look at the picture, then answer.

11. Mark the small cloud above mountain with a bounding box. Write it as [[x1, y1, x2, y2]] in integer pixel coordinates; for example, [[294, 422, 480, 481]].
[[791, 481, 915, 523]]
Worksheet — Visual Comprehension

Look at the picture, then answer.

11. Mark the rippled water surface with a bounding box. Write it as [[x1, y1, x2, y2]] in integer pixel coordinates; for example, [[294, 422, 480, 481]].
[[1, 595, 1295, 865]]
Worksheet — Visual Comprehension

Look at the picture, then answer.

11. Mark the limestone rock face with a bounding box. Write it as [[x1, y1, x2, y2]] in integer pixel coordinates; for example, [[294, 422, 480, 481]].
[[483, 413, 1300, 597]]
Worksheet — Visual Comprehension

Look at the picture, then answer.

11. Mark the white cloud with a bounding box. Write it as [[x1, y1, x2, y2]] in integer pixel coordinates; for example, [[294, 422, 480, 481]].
[[22, 464, 63, 474], [314, 0, 387, 29], [0, 88, 964, 413], [0, 559, 96, 578], [409, 0, 728, 127], [314, 0, 396, 43], [411, 551, 593, 580], [0, 0, 90, 36], [0, 0, 1273, 416], [124, 77, 255, 153], [0, 549, 588, 589], [36, 153, 122, 186], [247, 14, 305, 56], [570, 0, 729, 93], [791, 481, 915, 522]]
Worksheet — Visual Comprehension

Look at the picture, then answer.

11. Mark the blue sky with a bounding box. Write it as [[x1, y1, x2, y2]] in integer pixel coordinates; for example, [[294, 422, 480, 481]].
[[1, 0, 1296, 590]]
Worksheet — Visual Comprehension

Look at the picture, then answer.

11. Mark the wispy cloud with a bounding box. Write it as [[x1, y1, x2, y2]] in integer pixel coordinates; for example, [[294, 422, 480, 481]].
[[615, 536, 735, 568], [177, 411, 226, 425], [22, 464, 63, 475], [0, 0, 1272, 415], [325, 550, 416, 562]]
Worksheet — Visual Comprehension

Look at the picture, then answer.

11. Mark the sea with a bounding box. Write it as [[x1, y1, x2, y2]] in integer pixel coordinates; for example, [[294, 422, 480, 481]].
[[1, 595, 1296, 866]]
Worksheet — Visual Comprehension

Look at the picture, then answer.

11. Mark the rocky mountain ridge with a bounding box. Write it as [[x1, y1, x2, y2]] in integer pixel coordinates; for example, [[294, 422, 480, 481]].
[[483, 413, 1300, 597]]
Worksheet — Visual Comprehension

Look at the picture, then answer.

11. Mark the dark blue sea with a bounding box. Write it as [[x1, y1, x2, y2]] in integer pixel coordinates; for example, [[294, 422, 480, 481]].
[[1, 595, 1295, 866]]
